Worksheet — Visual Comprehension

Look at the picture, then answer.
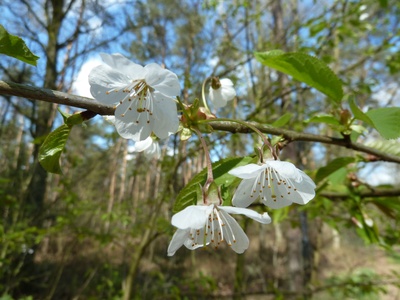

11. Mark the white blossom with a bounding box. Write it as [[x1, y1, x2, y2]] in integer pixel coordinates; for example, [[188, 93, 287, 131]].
[[133, 136, 161, 159], [167, 204, 271, 256], [229, 160, 316, 209], [89, 53, 180, 141], [209, 78, 236, 108]]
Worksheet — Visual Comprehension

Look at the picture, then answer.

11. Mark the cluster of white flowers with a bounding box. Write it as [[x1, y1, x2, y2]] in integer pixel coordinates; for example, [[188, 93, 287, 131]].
[[89, 53, 316, 256]]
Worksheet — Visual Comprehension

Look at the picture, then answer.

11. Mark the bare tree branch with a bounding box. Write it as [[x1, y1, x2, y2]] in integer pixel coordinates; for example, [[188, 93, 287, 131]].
[[0, 80, 114, 115], [1, 80, 399, 164]]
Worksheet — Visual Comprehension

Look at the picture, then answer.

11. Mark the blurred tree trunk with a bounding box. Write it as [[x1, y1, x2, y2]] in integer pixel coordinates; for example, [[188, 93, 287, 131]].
[[25, 0, 65, 220], [19, 1, 67, 296]]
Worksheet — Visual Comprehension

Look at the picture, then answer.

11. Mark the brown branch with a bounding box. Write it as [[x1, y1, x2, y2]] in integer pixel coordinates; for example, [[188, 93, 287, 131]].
[[1, 80, 400, 164], [0, 80, 114, 116]]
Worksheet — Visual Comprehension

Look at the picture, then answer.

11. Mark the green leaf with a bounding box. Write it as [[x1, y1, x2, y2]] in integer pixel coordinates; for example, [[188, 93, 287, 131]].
[[309, 21, 327, 37], [365, 139, 400, 157], [305, 114, 341, 126], [179, 127, 192, 141], [255, 50, 343, 103], [0, 25, 39, 66], [316, 157, 356, 183], [379, 0, 388, 8], [38, 124, 71, 174], [353, 211, 381, 245], [366, 107, 400, 139], [348, 97, 374, 126], [173, 156, 254, 213], [66, 113, 85, 127], [272, 112, 292, 127], [57, 107, 71, 123]]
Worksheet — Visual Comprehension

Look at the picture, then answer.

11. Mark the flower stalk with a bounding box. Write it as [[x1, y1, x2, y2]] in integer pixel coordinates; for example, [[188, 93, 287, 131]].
[[201, 77, 211, 113], [192, 127, 214, 200]]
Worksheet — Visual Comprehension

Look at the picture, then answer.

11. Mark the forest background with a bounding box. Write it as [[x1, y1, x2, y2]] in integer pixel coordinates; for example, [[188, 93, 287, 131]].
[[1, 0, 400, 299]]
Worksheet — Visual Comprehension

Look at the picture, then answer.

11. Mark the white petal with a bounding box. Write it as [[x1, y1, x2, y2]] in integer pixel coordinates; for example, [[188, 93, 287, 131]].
[[260, 167, 316, 208], [219, 78, 234, 87], [134, 137, 153, 152], [151, 93, 179, 139], [144, 63, 181, 96], [219, 206, 271, 224], [209, 78, 236, 109], [229, 163, 266, 179], [89, 65, 130, 105], [114, 101, 153, 141], [218, 210, 249, 253], [100, 53, 144, 80], [260, 188, 293, 209], [209, 88, 227, 109], [171, 205, 211, 230], [220, 86, 236, 102], [266, 160, 303, 182], [231, 178, 260, 208], [167, 229, 188, 256], [144, 141, 161, 159], [184, 227, 211, 250], [291, 174, 316, 204]]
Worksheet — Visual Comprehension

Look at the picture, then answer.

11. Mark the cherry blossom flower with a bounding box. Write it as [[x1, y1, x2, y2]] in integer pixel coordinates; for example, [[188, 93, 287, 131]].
[[229, 160, 316, 209], [209, 77, 236, 108], [167, 204, 271, 256], [133, 136, 161, 159], [89, 53, 180, 141]]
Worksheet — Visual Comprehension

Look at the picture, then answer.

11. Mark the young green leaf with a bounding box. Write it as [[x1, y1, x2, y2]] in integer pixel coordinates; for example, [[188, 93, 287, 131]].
[[316, 156, 356, 183], [66, 113, 85, 127], [305, 114, 341, 126], [348, 97, 374, 126], [271, 112, 292, 127], [58, 108, 72, 123], [255, 50, 343, 104], [366, 107, 400, 139], [39, 124, 71, 174], [0, 25, 39, 66], [173, 156, 254, 213]]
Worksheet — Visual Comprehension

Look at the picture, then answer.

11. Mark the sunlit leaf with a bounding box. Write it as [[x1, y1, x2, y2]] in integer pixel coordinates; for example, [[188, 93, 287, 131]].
[[348, 97, 374, 127], [0, 25, 39, 66], [316, 157, 356, 183], [255, 50, 343, 103], [366, 107, 400, 139], [173, 156, 254, 213], [365, 139, 400, 157], [39, 124, 71, 174]]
